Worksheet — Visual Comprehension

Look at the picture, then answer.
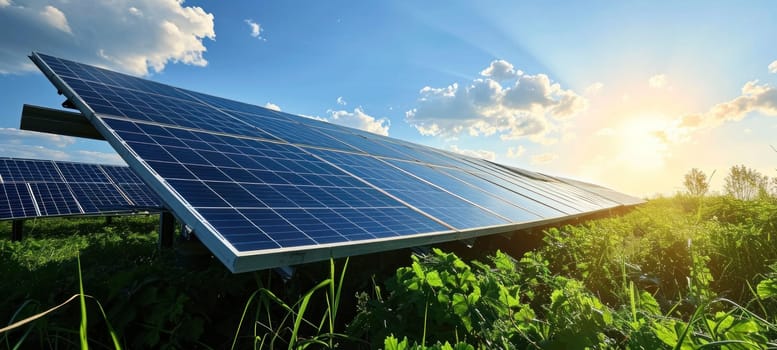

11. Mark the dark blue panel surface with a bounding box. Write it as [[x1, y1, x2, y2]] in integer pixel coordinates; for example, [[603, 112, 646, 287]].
[[0, 184, 37, 219], [309, 148, 509, 229], [29, 182, 80, 216], [0, 158, 63, 183], [102, 117, 448, 250], [0, 157, 161, 220], [57, 162, 111, 183], [67, 182, 131, 213], [387, 160, 553, 221]]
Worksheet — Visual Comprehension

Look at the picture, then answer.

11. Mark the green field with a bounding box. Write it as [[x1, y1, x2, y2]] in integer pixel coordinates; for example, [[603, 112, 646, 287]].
[[1, 195, 776, 349]]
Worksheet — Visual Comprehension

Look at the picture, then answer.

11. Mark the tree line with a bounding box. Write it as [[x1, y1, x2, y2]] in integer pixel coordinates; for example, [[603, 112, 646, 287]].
[[684, 165, 777, 199]]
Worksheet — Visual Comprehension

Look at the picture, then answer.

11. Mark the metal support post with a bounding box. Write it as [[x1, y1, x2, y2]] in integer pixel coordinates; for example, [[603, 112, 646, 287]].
[[11, 220, 24, 241], [159, 212, 175, 248]]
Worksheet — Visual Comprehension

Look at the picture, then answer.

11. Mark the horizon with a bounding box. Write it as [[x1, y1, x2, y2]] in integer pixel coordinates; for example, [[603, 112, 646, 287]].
[[1, 1, 776, 197]]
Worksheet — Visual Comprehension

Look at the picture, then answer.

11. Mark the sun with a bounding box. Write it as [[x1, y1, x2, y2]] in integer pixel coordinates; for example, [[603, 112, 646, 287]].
[[614, 113, 673, 171]]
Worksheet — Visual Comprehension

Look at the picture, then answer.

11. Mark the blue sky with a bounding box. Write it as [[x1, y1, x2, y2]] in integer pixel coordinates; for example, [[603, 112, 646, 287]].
[[1, 0, 776, 196]]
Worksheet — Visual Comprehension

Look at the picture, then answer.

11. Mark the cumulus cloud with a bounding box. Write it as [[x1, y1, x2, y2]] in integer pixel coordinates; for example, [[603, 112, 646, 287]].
[[245, 19, 265, 40], [769, 60, 777, 74], [405, 59, 587, 144], [0, 0, 215, 75], [336, 96, 347, 106], [326, 107, 390, 136], [678, 80, 777, 130], [40, 5, 71, 34], [448, 145, 496, 161], [264, 102, 281, 111], [531, 152, 558, 164], [506, 145, 526, 159], [0, 128, 76, 147], [649, 74, 668, 88], [0, 128, 123, 164], [73, 150, 124, 165], [479, 59, 521, 81]]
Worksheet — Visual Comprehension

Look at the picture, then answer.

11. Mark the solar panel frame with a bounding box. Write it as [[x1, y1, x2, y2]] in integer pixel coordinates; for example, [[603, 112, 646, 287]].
[[30, 52, 643, 272]]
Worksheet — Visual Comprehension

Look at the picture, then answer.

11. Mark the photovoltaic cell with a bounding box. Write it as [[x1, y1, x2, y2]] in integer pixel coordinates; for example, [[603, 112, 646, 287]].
[[0, 157, 162, 220], [99, 116, 448, 251], [29, 182, 80, 216], [0, 184, 37, 219], [308, 148, 509, 229], [31, 53, 643, 272]]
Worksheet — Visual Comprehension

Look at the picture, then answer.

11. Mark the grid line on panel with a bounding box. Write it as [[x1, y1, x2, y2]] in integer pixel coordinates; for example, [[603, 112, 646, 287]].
[[473, 160, 609, 212], [0, 159, 64, 183], [459, 159, 586, 214], [386, 159, 551, 222], [0, 184, 37, 219], [308, 148, 510, 230], [0, 157, 161, 220], [100, 116, 449, 251]]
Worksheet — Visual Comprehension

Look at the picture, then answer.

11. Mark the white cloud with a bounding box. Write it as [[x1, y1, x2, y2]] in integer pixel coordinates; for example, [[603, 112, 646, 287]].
[[406, 60, 587, 144], [0, 144, 71, 161], [0, 0, 11, 7], [479, 59, 521, 81], [648, 74, 668, 88], [585, 82, 604, 95], [506, 145, 526, 158], [244, 19, 265, 40], [769, 60, 777, 74], [448, 145, 496, 161], [0, 0, 215, 75], [40, 5, 71, 34], [0, 128, 124, 164], [336, 96, 347, 106], [264, 102, 281, 111], [679, 80, 777, 130], [327, 107, 390, 136], [73, 150, 124, 165], [531, 152, 558, 164], [0, 128, 76, 147]]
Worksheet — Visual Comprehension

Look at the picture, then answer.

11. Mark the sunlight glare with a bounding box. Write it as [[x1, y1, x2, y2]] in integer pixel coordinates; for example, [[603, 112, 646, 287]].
[[614, 113, 673, 170]]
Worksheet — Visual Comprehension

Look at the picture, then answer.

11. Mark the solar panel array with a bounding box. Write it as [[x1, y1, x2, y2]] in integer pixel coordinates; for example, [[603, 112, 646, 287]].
[[31, 53, 643, 272], [0, 157, 161, 220]]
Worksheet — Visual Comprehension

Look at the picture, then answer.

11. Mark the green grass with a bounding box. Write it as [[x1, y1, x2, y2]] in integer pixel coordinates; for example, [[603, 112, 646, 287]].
[[1, 196, 776, 348]]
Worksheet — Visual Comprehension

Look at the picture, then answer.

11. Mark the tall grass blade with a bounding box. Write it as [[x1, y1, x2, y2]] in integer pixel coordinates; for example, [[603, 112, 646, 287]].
[[84, 296, 122, 350], [289, 279, 331, 350], [77, 254, 88, 350]]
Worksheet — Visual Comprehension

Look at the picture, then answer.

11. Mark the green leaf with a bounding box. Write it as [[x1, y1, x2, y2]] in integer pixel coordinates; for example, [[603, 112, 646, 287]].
[[467, 286, 481, 305], [437, 291, 450, 304], [756, 278, 777, 299], [652, 322, 679, 347], [725, 319, 760, 335], [384, 335, 404, 350], [452, 293, 468, 315], [639, 291, 661, 316], [493, 250, 514, 272], [412, 261, 425, 279], [426, 270, 443, 288]]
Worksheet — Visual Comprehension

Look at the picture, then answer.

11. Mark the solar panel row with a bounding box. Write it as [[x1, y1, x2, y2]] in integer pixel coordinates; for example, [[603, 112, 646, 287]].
[[0, 157, 161, 220], [31, 53, 643, 272]]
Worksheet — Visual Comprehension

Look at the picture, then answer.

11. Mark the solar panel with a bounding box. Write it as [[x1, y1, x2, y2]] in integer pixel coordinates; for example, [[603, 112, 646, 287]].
[[31, 53, 643, 272], [0, 157, 162, 220]]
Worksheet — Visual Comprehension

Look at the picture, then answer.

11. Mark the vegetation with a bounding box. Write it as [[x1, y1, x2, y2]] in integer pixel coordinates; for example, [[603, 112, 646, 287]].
[[723, 165, 772, 200], [683, 168, 709, 197], [1, 187, 777, 348]]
